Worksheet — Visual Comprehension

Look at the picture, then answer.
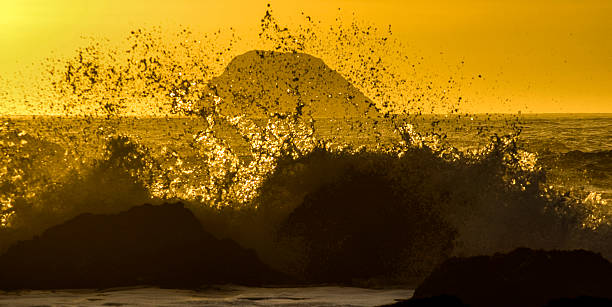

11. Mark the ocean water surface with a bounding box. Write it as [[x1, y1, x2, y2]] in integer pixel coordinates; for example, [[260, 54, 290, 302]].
[[0, 286, 413, 306], [1, 110, 611, 305], [1, 8, 611, 305]]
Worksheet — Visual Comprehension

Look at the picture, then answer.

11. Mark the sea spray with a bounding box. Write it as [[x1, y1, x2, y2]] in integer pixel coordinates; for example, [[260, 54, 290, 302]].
[[0, 7, 610, 283]]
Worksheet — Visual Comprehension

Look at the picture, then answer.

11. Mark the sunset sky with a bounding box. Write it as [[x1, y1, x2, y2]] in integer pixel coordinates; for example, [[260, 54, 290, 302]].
[[1, 0, 611, 114]]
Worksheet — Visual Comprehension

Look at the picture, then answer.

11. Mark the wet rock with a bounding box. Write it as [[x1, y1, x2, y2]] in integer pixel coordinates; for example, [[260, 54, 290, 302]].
[[412, 248, 612, 307], [545, 296, 612, 307], [276, 163, 456, 283], [0, 203, 285, 290]]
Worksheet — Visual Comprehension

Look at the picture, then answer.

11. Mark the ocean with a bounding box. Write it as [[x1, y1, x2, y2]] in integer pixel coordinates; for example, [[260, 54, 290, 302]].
[[0, 286, 413, 306], [1, 6, 610, 303], [0, 113, 610, 305], [3, 113, 610, 202]]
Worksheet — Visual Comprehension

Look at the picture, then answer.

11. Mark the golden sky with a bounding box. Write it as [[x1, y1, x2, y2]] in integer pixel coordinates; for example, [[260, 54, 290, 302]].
[[1, 0, 611, 114]]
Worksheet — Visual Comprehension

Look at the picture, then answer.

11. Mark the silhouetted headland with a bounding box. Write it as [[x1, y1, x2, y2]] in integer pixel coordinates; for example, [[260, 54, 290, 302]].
[[202, 50, 381, 118], [0, 203, 286, 290], [386, 248, 612, 307]]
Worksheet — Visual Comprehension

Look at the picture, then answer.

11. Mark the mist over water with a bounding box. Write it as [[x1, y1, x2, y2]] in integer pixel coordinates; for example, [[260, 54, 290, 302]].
[[0, 7, 611, 288]]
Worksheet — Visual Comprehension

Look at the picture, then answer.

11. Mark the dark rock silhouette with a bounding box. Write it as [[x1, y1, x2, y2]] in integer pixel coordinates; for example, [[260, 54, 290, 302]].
[[381, 295, 612, 307], [545, 296, 612, 307], [202, 50, 381, 118], [0, 203, 285, 290], [274, 156, 456, 284], [411, 248, 612, 307]]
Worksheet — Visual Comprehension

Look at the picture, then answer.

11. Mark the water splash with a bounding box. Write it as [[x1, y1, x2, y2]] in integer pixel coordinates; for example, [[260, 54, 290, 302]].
[[0, 4, 610, 282]]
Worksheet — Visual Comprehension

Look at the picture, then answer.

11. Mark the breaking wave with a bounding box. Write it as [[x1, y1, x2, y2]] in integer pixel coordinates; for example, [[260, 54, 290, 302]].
[[1, 6, 610, 283]]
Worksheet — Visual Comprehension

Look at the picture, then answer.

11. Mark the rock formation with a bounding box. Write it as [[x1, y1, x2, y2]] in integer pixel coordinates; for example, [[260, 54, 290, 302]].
[[0, 203, 285, 289], [202, 50, 381, 119], [409, 248, 612, 307]]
